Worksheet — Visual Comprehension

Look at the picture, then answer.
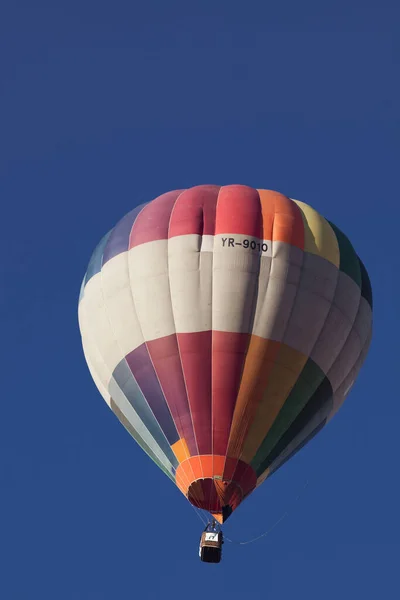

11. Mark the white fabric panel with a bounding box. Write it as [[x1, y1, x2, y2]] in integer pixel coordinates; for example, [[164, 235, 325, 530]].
[[78, 300, 112, 405], [101, 253, 144, 354], [168, 234, 213, 333], [79, 274, 176, 472], [212, 233, 262, 333], [110, 381, 175, 476], [311, 272, 361, 373], [80, 273, 125, 372], [283, 254, 338, 357], [327, 298, 372, 391], [333, 269, 363, 323], [83, 342, 111, 407], [328, 328, 372, 419], [252, 243, 303, 340], [128, 240, 176, 341], [214, 232, 273, 258], [200, 234, 214, 253]]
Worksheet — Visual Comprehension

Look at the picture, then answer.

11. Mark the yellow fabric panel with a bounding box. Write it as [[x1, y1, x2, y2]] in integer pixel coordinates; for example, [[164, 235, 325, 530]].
[[240, 345, 308, 463], [171, 438, 190, 463], [292, 199, 340, 268]]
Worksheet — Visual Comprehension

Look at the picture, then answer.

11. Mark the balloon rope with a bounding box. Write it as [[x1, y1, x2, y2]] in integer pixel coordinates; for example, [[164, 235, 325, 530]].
[[224, 479, 309, 545], [189, 501, 209, 527]]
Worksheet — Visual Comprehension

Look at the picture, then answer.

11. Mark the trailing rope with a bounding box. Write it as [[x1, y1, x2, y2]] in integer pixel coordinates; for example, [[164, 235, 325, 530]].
[[224, 479, 309, 545]]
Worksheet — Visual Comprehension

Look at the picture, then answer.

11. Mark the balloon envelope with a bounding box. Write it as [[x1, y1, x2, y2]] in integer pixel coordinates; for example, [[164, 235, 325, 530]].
[[78, 185, 372, 523]]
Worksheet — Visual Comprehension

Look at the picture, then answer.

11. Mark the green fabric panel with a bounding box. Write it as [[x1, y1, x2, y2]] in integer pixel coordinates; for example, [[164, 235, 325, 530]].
[[358, 257, 373, 309], [110, 399, 175, 483], [255, 376, 333, 477], [251, 358, 326, 473], [268, 419, 326, 477], [327, 221, 362, 288]]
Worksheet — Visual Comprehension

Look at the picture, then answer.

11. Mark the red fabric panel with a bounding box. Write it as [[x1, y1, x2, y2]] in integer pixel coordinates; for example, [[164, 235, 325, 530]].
[[212, 332, 249, 456], [129, 189, 183, 248], [146, 335, 196, 455], [215, 185, 262, 237], [177, 331, 212, 455], [168, 185, 220, 237]]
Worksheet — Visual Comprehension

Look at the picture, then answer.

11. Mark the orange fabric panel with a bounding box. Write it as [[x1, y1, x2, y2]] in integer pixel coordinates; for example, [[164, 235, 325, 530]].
[[175, 455, 256, 497], [175, 476, 187, 495], [190, 456, 204, 480], [240, 345, 308, 463], [258, 189, 304, 248], [171, 438, 190, 463], [197, 455, 225, 479], [212, 513, 224, 524], [227, 337, 281, 459], [179, 460, 195, 491], [198, 456, 213, 478]]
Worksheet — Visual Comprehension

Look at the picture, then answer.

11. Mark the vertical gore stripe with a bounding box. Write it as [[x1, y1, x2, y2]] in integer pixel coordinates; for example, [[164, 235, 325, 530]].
[[147, 335, 196, 456], [110, 399, 175, 482], [328, 221, 362, 287], [129, 190, 184, 248], [103, 203, 148, 265], [84, 231, 112, 286], [240, 345, 308, 463], [255, 375, 333, 476], [178, 331, 213, 455], [110, 359, 179, 468], [125, 344, 180, 446], [212, 332, 249, 456], [257, 190, 305, 247], [211, 186, 263, 455], [215, 185, 262, 237], [250, 357, 327, 472], [167, 186, 219, 456], [293, 200, 340, 267], [227, 337, 281, 460], [168, 185, 220, 237]]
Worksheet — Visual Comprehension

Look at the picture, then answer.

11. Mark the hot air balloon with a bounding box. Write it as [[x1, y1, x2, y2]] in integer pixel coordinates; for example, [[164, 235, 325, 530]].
[[78, 185, 372, 561]]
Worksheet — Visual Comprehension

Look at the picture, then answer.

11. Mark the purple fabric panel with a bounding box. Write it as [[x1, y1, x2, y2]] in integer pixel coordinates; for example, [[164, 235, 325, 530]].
[[83, 230, 112, 289], [147, 335, 197, 455], [103, 202, 148, 265], [125, 343, 179, 445]]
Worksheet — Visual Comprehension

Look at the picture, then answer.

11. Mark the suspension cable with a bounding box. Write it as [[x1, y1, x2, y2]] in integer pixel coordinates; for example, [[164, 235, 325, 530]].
[[224, 479, 309, 545], [188, 501, 210, 527]]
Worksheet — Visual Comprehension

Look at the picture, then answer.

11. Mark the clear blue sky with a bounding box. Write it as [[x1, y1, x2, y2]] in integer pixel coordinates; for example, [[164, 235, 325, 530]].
[[1, 1, 399, 598]]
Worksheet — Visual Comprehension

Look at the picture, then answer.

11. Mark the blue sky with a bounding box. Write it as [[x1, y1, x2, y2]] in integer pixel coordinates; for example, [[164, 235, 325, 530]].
[[1, 1, 399, 598]]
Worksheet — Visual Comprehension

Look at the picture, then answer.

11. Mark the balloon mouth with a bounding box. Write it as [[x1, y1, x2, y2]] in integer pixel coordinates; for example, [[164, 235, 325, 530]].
[[188, 479, 238, 523], [175, 455, 257, 522]]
